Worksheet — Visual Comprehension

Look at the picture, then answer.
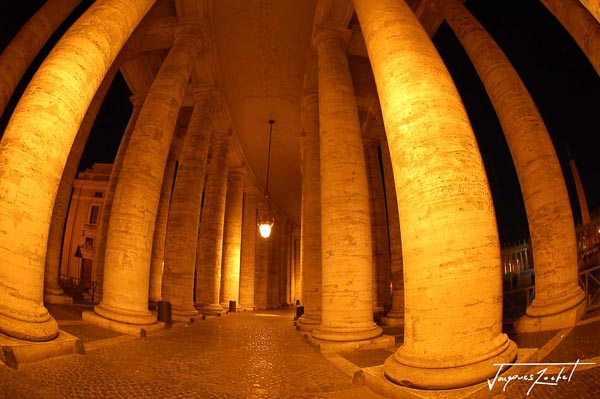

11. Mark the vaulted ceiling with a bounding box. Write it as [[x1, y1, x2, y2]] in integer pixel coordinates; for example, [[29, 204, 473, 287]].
[[118, 0, 448, 225]]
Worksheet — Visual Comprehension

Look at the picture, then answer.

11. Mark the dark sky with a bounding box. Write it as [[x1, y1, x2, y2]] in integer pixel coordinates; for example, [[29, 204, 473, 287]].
[[0, 0, 598, 245]]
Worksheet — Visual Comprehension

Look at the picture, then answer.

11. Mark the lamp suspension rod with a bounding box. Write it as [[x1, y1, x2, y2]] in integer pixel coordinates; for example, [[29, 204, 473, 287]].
[[265, 119, 274, 194]]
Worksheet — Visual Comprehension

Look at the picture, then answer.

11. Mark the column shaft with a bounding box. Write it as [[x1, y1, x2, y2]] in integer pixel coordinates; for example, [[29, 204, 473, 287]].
[[268, 215, 282, 307], [0, 0, 155, 341], [298, 94, 322, 332], [95, 31, 201, 326], [44, 62, 118, 302], [311, 28, 381, 343], [541, 0, 600, 75], [579, 0, 600, 24], [439, 0, 585, 332], [0, 0, 82, 117], [220, 171, 245, 306], [162, 89, 217, 317], [254, 198, 270, 309], [195, 131, 231, 314], [238, 189, 259, 309], [354, 0, 516, 388]]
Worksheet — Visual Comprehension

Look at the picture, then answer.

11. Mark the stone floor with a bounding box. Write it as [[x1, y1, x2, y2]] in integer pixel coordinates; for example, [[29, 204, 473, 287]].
[[0, 303, 598, 398]]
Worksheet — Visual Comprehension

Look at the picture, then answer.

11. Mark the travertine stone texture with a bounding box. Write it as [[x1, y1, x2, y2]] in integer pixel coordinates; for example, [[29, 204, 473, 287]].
[[293, 230, 302, 303], [363, 138, 391, 312], [44, 63, 118, 301], [268, 212, 283, 307], [94, 93, 145, 302], [96, 31, 201, 326], [580, 0, 600, 24], [254, 197, 270, 309], [220, 170, 245, 306], [311, 28, 382, 343], [379, 132, 404, 324], [0, 0, 156, 341], [238, 188, 259, 309], [439, 0, 585, 332], [162, 88, 217, 317], [298, 94, 322, 332], [541, 0, 600, 75], [148, 126, 185, 303], [0, 0, 81, 117], [354, 0, 516, 388], [278, 216, 290, 306], [570, 158, 590, 225], [195, 131, 231, 314]]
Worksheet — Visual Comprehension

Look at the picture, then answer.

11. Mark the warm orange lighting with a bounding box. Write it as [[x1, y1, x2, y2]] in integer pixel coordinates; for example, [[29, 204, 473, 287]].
[[258, 220, 273, 238]]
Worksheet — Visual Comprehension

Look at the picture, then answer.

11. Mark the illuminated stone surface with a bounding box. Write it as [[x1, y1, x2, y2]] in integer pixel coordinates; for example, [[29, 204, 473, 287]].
[[220, 170, 245, 307], [0, 0, 81, 116], [0, 0, 156, 341], [95, 30, 201, 326], [439, 0, 586, 333], [195, 130, 231, 314], [162, 88, 217, 318], [354, 0, 516, 388], [311, 27, 382, 344], [238, 188, 259, 310]]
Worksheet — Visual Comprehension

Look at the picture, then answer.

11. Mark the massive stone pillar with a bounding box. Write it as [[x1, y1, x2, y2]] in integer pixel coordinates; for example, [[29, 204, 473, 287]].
[[161, 88, 217, 318], [439, 0, 586, 332], [238, 188, 259, 309], [363, 138, 391, 314], [311, 28, 382, 344], [353, 0, 516, 388], [293, 230, 302, 304], [541, 0, 600, 76], [379, 129, 404, 326], [44, 62, 118, 304], [220, 170, 245, 308], [147, 126, 185, 303], [91, 30, 201, 329], [297, 94, 322, 332], [268, 212, 283, 307], [195, 130, 231, 315], [278, 215, 290, 306], [0, 0, 82, 117], [0, 0, 155, 341], [93, 92, 145, 302], [254, 197, 270, 309]]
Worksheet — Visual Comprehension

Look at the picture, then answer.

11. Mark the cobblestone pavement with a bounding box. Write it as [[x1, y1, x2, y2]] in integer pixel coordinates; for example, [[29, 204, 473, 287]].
[[0, 304, 599, 399], [0, 307, 386, 399]]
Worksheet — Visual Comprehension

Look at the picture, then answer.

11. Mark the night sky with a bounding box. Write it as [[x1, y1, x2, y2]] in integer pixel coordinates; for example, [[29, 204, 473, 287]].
[[0, 0, 598, 245]]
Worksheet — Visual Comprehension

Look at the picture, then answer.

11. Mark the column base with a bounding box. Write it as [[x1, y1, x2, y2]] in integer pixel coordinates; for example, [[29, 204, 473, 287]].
[[197, 303, 224, 316], [312, 324, 383, 342], [44, 293, 74, 305], [94, 302, 156, 325], [383, 338, 517, 390], [297, 315, 321, 333], [514, 297, 586, 333], [381, 315, 404, 326], [309, 333, 395, 354], [0, 329, 84, 370], [44, 286, 65, 296], [356, 346, 532, 398], [0, 307, 59, 342], [82, 311, 164, 337]]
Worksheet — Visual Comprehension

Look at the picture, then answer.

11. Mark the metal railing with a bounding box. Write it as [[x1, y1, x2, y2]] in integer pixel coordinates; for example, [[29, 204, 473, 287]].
[[58, 274, 98, 304]]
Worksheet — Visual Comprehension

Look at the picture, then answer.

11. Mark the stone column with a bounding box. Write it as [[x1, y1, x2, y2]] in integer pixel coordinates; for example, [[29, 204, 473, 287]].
[[195, 130, 231, 315], [220, 170, 245, 308], [297, 94, 322, 332], [254, 197, 270, 309], [541, 0, 600, 75], [278, 215, 290, 306], [91, 30, 201, 329], [44, 62, 118, 304], [238, 187, 259, 309], [363, 138, 391, 314], [0, 0, 155, 342], [161, 87, 217, 318], [268, 212, 282, 307], [0, 0, 82, 117], [311, 27, 382, 344], [353, 0, 516, 388], [439, 0, 586, 332], [579, 0, 600, 24], [147, 126, 185, 304], [93, 92, 146, 302], [379, 132, 404, 326]]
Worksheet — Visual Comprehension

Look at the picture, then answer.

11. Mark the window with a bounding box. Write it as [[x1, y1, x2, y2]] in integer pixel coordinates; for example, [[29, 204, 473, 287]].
[[89, 205, 100, 225]]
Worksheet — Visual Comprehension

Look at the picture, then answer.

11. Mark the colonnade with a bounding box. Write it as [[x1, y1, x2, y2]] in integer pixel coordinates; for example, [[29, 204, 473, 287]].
[[0, 0, 596, 394]]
